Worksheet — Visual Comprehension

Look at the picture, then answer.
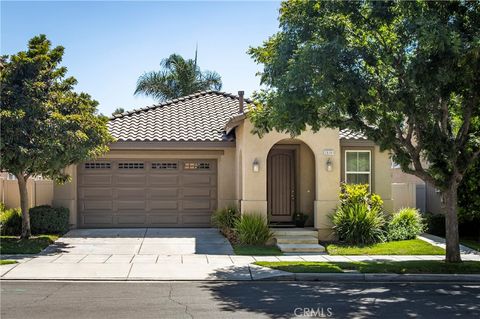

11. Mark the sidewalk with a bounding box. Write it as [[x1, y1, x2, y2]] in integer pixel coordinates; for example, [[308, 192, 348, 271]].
[[2, 252, 479, 281]]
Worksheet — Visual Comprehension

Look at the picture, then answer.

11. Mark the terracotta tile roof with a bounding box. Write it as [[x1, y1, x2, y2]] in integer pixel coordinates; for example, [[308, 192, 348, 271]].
[[339, 129, 367, 140], [108, 91, 252, 142], [108, 91, 366, 143]]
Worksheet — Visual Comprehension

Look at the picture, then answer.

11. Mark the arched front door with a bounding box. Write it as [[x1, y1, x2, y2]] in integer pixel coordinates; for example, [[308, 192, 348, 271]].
[[267, 147, 296, 222]]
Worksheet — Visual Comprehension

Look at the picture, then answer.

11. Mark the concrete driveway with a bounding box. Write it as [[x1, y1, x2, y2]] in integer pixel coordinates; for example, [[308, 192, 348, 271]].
[[44, 228, 234, 255]]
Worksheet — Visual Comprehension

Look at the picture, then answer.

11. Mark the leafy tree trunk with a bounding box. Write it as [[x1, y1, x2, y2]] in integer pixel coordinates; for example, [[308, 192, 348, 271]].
[[443, 185, 461, 263], [16, 175, 31, 239]]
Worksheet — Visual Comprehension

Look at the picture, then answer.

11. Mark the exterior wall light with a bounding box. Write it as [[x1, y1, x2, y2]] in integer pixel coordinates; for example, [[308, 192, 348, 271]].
[[252, 158, 260, 172], [326, 158, 333, 172]]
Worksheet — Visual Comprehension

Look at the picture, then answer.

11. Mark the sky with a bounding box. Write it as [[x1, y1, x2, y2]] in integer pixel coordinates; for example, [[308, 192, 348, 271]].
[[1, 0, 281, 115]]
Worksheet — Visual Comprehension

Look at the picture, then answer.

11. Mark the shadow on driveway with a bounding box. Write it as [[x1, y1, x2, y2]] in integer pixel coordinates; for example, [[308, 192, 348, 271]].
[[42, 228, 234, 255]]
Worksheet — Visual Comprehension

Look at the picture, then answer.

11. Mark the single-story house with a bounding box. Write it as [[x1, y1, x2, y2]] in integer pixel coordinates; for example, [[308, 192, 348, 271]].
[[53, 91, 394, 240]]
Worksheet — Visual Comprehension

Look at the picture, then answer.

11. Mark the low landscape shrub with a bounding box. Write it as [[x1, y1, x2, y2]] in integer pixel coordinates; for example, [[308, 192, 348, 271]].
[[331, 184, 386, 245], [339, 184, 383, 210], [234, 213, 273, 246], [211, 206, 239, 230], [211, 206, 240, 244], [387, 208, 424, 241], [331, 203, 386, 245], [0, 204, 22, 236], [424, 212, 446, 237], [29, 205, 69, 234]]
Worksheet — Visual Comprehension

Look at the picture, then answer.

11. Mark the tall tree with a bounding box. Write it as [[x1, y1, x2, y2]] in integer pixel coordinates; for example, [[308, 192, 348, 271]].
[[0, 35, 114, 238], [134, 53, 222, 101], [249, 1, 480, 262]]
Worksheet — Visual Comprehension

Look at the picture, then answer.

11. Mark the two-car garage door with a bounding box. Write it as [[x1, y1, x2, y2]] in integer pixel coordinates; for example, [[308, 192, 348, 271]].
[[77, 159, 217, 227]]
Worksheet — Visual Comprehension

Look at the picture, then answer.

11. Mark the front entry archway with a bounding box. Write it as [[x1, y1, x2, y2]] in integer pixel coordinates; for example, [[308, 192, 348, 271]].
[[267, 140, 316, 225]]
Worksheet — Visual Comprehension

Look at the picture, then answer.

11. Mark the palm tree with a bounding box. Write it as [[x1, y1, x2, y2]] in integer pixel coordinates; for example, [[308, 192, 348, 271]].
[[134, 53, 222, 102], [112, 107, 125, 116]]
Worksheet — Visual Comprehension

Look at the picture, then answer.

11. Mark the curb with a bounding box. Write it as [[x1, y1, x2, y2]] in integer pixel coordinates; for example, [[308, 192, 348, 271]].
[[287, 273, 480, 282], [2, 273, 480, 282]]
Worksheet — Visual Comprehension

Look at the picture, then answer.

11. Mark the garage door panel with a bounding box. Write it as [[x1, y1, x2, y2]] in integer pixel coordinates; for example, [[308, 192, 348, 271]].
[[83, 214, 113, 225], [116, 188, 146, 199], [182, 199, 212, 210], [148, 214, 179, 225], [78, 159, 217, 227], [82, 175, 112, 186], [83, 200, 113, 211], [182, 214, 212, 225], [117, 215, 146, 224], [182, 175, 215, 186], [117, 200, 146, 210], [115, 175, 146, 185], [182, 187, 215, 198], [149, 175, 179, 185], [150, 200, 179, 210], [80, 188, 113, 199], [149, 188, 178, 198]]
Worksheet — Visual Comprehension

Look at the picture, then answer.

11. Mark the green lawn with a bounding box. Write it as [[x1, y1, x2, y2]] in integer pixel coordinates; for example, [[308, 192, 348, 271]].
[[326, 239, 445, 255], [234, 245, 283, 256], [460, 239, 480, 252], [0, 235, 59, 254], [255, 260, 480, 274], [0, 260, 17, 265]]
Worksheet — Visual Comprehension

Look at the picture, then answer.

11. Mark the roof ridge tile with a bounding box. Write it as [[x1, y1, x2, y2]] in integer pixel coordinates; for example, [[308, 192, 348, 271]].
[[108, 90, 251, 121]]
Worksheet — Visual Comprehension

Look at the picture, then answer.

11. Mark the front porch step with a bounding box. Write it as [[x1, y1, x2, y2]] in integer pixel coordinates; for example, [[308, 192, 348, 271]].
[[277, 243, 326, 253], [275, 235, 319, 245], [272, 229, 318, 237]]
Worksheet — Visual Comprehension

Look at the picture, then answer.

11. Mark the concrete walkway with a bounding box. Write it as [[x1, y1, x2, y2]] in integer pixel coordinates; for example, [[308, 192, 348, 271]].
[[2, 253, 479, 281], [1, 229, 479, 281]]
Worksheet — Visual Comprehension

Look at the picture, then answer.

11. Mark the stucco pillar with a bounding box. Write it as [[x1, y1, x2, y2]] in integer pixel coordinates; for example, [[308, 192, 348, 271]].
[[53, 165, 77, 228], [308, 129, 341, 241], [240, 151, 268, 219]]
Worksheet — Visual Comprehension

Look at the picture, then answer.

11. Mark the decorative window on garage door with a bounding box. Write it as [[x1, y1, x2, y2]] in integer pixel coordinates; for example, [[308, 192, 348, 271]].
[[151, 162, 178, 170], [118, 162, 144, 169], [84, 162, 111, 169], [184, 162, 211, 170]]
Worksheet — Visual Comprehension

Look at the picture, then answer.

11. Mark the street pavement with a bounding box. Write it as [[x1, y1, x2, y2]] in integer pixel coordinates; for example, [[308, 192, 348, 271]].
[[1, 281, 479, 318]]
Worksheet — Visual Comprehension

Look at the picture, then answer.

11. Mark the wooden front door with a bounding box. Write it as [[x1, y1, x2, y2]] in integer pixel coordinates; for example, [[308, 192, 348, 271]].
[[267, 148, 296, 222]]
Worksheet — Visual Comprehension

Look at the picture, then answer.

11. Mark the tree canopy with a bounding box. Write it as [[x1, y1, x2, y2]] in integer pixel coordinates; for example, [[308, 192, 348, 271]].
[[249, 0, 480, 262], [0, 34, 114, 237], [134, 53, 222, 101]]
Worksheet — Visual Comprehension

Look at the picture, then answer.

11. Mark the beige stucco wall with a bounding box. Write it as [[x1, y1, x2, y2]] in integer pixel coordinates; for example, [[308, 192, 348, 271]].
[[1, 178, 53, 209], [372, 145, 394, 213], [236, 119, 341, 239], [53, 165, 77, 227]]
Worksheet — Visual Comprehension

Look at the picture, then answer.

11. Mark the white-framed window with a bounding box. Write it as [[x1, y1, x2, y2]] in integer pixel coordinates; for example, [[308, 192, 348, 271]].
[[345, 150, 371, 187], [7, 173, 17, 180]]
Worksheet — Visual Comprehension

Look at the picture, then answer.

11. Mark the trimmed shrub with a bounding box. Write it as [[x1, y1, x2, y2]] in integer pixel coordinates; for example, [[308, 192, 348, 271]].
[[211, 206, 239, 230], [331, 203, 386, 245], [29, 205, 69, 234], [0, 205, 22, 236], [387, 208, 424, 241], [339, 183, 383, 210], [424, 212, 446, 237], [234, 213, 273, 246]]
